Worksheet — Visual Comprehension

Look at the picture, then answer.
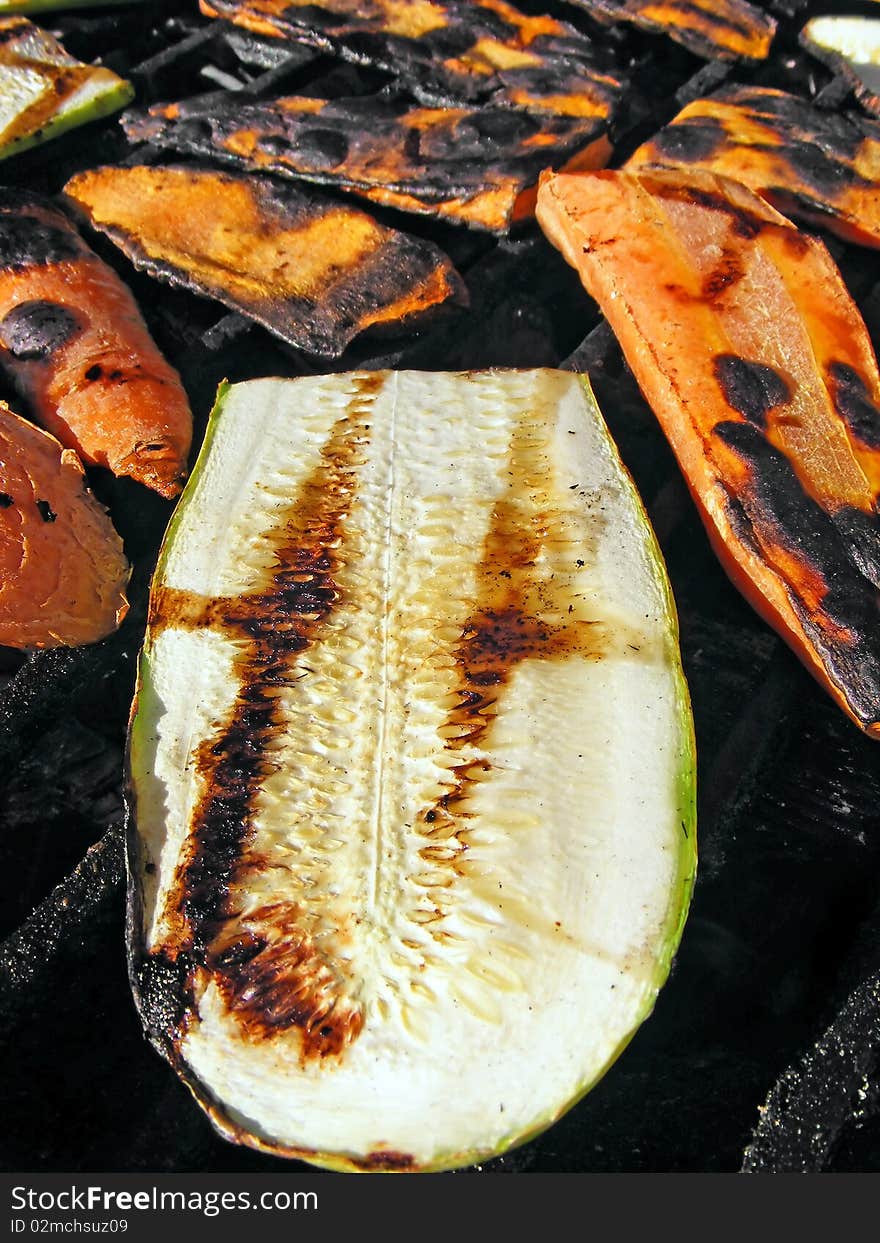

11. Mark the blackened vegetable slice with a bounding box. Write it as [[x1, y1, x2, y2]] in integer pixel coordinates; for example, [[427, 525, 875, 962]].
[[122, 91, 612, 232], [568, 0, 776, 62], [64, 164, 466, 357], [198, 0, 624, 113], [627, 85, 880, 251]]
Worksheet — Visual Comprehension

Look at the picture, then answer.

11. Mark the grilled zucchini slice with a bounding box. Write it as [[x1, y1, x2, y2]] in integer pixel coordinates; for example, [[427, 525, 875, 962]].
[[127, 369, 695, 1173]]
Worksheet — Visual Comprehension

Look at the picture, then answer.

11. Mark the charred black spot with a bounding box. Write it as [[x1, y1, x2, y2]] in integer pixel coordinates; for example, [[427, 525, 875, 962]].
[[424, 22, 489, 59], [714, 355, 792, 427], [471, 108, 541, 145], [0, 215, 81, 271], [84, 364, 103, 382], [0, 301, 82, 361], [827, 361, 880, 449], [135, 950, 194, 1042], [256, 132, 291, 158], [281, 4, 340, 32], [172, 117, 215, 148], [295, 127, 350, 168], [207, 932, 266, 971], [0, 492, 12, 508], [35, 500, 56, 523], [652, 118, 727, 164], [831, 506, 880, 593]]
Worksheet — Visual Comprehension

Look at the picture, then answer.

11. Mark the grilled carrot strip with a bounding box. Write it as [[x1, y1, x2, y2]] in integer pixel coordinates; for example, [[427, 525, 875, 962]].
[[536, 167, 880, 736], [0, 190, 192, 498], [0, 400, 128, 648]]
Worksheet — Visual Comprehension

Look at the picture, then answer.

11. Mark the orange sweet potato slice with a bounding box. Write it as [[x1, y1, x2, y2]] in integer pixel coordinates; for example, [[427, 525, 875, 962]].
[[536, 166, 880, 736], [568, 0, 776, 62], [63, 164, 465, 356], [122, 92, 612, 233], [198, 0, 624, 114], [0, 401, 129, 649], [627, 85, 880, 250]]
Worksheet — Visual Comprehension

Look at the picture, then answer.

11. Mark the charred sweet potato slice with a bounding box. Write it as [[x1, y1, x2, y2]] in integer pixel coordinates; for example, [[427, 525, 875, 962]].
[[536, 167, 880, 736], [63, 164, 465, 357], [0, 400, 128, 649], [123, 92, 611, 233], [198, 0, 624, 113], [569, 0, 776, 62], [627, 85, 880, 250], [0, 190, 192, 498]]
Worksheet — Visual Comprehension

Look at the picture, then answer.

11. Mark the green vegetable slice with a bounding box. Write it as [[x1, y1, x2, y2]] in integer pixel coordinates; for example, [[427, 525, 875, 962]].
[[0, 17, 133, 160], [127, 369, 696, 1173]]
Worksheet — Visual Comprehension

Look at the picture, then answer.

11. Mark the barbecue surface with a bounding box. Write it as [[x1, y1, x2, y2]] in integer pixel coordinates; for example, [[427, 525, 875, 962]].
[[3, 0, 880, 1175]]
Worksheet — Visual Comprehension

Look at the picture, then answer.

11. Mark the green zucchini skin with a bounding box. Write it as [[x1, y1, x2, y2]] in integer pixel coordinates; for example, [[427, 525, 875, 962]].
[[126, 369, 696, 1173], [0, 18, 134, 161]]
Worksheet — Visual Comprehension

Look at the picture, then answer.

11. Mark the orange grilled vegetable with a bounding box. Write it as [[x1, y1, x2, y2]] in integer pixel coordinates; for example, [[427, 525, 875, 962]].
[[0, 190, 192, 498], [568, 0, 776, 62], [536, 167, 880, 737], [627, 85, 880, 250], [63, 164, 465, 355], [122, 92, 612, 233], [0, 400, 128, 648], [199, 0, 624, 115]]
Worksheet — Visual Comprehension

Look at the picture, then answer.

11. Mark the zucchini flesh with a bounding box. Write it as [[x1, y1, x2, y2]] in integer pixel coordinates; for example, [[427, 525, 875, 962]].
[[127, 369, 695, 1173], [0, 18, 133, 160]]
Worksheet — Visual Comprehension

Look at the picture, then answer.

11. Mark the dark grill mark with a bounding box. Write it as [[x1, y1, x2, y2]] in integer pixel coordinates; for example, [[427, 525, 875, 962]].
[[0, 213, 81, 270], [0, 301, 82, 361], [713, 419, 880, 727], [206, 903, 364, 1058], [153, 375, 381, 1056], [652, 118, 727, 164], [416, 403, 606, 906], [769, 141, 859, 198], [702, 250, 745, 300], [650, 177, 809, 253], [714, 355, 792, 427], [295, 127, 349, 168], [827, 361, 880, 450]]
